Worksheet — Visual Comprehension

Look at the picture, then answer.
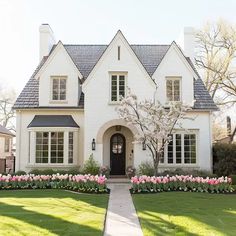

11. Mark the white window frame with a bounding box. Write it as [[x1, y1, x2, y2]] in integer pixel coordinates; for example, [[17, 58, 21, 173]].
[[4, 137, 10, 152], [159, 130, 198, 166], [109, 72, 127, 103], [28, 127, 78, 167], [50, 76, 68, 103], [166, 76, 182, 102]]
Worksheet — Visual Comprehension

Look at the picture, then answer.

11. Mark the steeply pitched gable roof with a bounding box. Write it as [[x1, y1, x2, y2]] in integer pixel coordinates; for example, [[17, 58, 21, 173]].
[[13, 41, 217, 111]]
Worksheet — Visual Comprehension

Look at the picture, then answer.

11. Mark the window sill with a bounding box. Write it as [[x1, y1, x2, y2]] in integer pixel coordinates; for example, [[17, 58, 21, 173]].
[[50, 100, 68, 104], [108, 101, 121, 105]]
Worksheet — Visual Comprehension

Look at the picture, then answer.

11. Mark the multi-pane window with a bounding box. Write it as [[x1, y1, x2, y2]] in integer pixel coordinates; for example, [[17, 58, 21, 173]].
[[4, 138, 10, 152], [184, 134, 196, 164], [52, 77, 67, 100], [35, 132, 64, 164], [36, 132, 49, 163], [68, 132, 74, 164], [167, 135, 173, 163], [175, 134, 182, 163], [164, 133, 197, 165], [166, 78, 180, 101], [51, 132, 64, 163], [111, 74, 126, 102]]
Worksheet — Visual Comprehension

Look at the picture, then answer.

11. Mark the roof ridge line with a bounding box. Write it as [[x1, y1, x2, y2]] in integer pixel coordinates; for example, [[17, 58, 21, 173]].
[[64, 44, 108, 46]]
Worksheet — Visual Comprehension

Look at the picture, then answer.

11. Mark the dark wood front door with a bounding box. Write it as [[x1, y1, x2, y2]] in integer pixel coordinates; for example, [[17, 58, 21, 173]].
[[110, 133, 126, 175]]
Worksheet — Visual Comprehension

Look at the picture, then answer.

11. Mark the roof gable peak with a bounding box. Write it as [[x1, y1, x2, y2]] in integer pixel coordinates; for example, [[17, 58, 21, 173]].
[[33, 41, 83, 79]]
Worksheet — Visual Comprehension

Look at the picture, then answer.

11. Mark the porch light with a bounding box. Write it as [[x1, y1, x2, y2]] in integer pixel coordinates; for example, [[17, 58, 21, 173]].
[[142, 141, 146, 150], [92, 138, 96, 150]]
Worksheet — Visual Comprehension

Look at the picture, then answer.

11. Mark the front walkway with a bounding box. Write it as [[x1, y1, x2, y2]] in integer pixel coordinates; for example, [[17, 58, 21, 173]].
[[104, 183, 143, 236]]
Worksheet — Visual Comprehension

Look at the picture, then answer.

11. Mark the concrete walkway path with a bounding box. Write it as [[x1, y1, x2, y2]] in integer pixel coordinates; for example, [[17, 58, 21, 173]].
[[104, 184, 143, 236]]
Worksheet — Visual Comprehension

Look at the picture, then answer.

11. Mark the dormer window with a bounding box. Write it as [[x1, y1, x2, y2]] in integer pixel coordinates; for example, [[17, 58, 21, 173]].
[[166, 77, 181, 101], [110, 73, 126, 102], [51, 76, 67, 101]]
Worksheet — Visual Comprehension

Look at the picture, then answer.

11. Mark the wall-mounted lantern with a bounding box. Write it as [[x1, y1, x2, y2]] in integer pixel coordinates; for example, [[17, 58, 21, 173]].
[[92, 138, 96, 150], [142, 141, 146, 150]]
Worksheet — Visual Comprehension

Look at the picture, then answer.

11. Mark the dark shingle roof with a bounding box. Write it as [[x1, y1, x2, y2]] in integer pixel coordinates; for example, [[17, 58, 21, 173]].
[[65, 45, 107, 79], [131, 45, 170, 76], [13, 44, 216, 111], [0, 125, 15, 136], [194, 79, 218, 110], [27, 115, 79, 128]]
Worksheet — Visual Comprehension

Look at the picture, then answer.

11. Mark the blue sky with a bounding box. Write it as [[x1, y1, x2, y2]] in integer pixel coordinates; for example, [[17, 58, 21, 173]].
[[0, 0, 236, 92]]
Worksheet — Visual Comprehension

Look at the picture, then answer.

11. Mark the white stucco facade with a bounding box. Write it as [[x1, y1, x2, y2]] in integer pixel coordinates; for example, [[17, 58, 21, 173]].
[[14, 27, 215, 173]]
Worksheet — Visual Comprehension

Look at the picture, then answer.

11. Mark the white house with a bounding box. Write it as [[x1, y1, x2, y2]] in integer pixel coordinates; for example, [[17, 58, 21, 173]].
[[0, 125, 15, 173], [13, 24, 217, 174]]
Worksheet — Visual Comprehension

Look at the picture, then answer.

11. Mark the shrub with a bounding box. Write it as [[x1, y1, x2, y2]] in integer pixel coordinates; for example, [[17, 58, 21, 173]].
[[82, 154, 100, 175], [138, 161, 155, 176], [99, 166, 110, 178], [126, 166, 136, 179], [161, 168, 216, 178], [213, 143, 236, 176], [29, 168, 81, 175], [229, 175, 236, 185], [29, 169, 56, 175], [14, 170, 27, 176]]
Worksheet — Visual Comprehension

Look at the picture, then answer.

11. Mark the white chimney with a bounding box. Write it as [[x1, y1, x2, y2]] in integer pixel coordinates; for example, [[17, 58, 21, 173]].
[[39, 24, 56, 61], [184, 27, 195, 61], [177, 27, 195, 62]]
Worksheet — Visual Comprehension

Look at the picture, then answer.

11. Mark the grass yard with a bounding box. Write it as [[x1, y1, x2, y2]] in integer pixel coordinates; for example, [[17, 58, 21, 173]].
[[0, 189, 109, 236], [133, 192, 236, 236]]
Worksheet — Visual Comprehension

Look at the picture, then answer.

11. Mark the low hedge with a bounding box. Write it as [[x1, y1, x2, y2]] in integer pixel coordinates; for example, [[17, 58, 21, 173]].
[[213, 143, 236, 176], [131, 175, 234, 194], [0, 174, 108, 193]]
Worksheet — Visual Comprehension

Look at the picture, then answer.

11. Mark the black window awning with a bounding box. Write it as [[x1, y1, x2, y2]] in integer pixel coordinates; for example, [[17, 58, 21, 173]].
[[27, 115, 80, 128]]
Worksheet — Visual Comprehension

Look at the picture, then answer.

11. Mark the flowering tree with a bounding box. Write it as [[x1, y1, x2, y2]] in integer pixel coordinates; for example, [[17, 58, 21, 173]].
[[116, 89, 191, 176]]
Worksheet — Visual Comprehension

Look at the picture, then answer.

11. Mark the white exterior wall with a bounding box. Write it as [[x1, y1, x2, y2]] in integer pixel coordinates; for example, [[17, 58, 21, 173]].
[[83, 33, 155, 165], [153, 44, 194, 105], [0, 135, 13, 159], [160, 111, 212, 171], [15, 110, 84, 172], [38, 44, 81, 107]]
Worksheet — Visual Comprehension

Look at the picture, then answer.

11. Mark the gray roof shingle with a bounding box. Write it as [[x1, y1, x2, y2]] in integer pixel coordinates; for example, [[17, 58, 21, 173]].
[[13, 43, 217, 111], [0, 125, 15, 136], [27, 115, 79, 128], [194, 79, 218, 110]]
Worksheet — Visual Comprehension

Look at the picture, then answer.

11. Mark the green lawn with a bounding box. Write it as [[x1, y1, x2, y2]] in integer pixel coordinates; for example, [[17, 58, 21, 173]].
[[0, 190, 109, 236], [133, 192, 236, 236]]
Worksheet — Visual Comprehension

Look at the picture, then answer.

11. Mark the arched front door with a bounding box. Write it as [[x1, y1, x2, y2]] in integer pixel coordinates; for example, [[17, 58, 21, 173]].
[[110, 133, 126, 175]]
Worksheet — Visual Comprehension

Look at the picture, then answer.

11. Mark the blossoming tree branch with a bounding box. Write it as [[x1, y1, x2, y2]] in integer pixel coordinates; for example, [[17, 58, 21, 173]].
[[117, 88, 191, 176]]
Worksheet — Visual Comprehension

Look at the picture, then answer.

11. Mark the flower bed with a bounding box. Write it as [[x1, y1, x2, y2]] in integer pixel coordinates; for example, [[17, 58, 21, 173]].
[[0, 174, 108, 193], [131, 175, 234, 194]]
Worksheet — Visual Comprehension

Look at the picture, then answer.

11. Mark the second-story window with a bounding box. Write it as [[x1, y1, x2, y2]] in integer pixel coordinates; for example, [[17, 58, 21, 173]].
[[166, 77, 181, 101], [52, 76, 67, 101], [111, 74, 126, 102], [4, 138, 10, 152]]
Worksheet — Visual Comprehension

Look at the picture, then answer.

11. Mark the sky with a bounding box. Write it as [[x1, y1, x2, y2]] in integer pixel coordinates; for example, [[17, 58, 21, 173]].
[[0, 0, 236, 93]]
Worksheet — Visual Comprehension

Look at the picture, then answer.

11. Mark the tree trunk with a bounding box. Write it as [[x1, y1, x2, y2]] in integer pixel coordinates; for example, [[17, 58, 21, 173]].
[[153, 152, 159, 176]]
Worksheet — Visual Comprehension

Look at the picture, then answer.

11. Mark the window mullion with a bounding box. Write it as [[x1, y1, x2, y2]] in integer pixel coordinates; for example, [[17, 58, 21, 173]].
[[58, 79, 60, 100], [181, 133, 184, 164], [173, 134, 176, 164], [48, 132, 51, 164], [117, 75, 119, 101]]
